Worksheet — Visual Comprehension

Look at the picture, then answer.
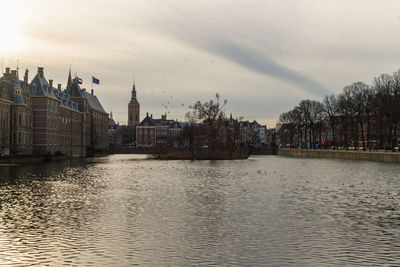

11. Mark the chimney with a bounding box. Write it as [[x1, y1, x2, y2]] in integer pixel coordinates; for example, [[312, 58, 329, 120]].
[[49, 79, 53, 88], [5, 67, 10, 74], [146, 112, 149, 117], [151, 114, 153, 119], [91, 89, 94, 95], [38, 67, 44, 78], [57, 84, 62, 90]]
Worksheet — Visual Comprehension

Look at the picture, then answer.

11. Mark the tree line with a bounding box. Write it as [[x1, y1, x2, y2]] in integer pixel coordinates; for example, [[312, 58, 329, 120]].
[[278, 69, 400, 151]]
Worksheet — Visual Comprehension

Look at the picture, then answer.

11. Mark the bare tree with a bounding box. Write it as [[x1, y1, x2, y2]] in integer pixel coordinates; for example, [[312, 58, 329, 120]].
[[322, 95, 338, 149], [345, 82, 369, 150], [188, 93, 227, 151]]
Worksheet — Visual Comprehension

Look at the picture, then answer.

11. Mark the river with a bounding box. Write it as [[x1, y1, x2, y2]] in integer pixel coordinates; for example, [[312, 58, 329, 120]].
[[0, 154, 400, 266]]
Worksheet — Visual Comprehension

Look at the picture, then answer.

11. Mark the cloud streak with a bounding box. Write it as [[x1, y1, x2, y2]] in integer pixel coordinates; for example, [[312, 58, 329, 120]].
[[209, 41, 332, 97]]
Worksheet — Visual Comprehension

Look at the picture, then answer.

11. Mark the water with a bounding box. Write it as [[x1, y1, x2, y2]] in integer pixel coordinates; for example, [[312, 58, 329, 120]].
[[1, 155, 400, 266]]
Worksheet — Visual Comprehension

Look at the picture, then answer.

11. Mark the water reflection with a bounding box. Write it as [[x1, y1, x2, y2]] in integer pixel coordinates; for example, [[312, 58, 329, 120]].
[[1, 155, 400, 266]]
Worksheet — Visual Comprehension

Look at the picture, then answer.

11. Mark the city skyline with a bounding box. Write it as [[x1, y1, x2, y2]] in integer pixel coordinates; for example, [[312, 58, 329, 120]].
[[1, 0, 400, 127]]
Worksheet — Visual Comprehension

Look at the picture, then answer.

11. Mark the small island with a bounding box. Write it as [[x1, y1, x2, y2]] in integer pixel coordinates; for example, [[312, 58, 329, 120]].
[[151, 94, 274, 160]]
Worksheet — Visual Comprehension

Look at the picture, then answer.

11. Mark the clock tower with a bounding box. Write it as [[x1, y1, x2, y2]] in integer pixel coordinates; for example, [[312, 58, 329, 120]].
[[128, 80, 140, 127]]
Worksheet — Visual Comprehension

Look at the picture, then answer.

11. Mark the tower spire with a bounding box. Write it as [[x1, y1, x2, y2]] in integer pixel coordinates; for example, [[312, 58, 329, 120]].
[[66, 67, 72, 90], [130, 76, 138, 104]]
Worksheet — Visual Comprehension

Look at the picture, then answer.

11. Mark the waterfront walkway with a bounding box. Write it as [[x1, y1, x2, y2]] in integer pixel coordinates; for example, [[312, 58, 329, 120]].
[[279, 148, 400, 163]]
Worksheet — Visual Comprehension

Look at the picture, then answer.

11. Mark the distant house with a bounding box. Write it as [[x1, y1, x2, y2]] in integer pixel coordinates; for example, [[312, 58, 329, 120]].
[[136, 113, 156, 147], [136, 113, 183, 148], [168, 120, 183, 148]]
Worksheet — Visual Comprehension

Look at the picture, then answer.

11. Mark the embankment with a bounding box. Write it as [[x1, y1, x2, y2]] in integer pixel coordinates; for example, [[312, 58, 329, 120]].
[[279, 149, 400, 163]]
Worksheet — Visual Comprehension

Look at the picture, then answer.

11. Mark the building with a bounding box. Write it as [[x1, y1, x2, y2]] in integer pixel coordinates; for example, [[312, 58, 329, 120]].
[[0, 66, 109, 156], [136, 113, 156, 147], [168, 121, 183, 148], [0, 67, 33, 155], [109, 112, 122, 149], [136, 113, 181, 147], [128, 81, 140, 127]]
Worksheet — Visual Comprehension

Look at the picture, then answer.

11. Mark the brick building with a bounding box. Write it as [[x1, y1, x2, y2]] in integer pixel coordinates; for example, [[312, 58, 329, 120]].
[[0, 66, 109, 156], [136, 113, 178, 147]]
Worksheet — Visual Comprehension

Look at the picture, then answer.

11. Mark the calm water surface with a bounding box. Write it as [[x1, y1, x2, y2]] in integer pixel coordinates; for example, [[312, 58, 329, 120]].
[[1, 155, 400, 266]]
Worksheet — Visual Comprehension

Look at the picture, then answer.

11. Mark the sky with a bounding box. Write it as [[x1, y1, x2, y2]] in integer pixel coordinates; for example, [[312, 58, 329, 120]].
[[1, 0, 400, 127]]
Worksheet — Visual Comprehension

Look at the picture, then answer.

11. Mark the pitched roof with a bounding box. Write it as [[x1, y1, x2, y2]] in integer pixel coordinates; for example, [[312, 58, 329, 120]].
[[109, 117, 117, 129], [29, 73, 58, 100], [83, 90, 107, 114], [66, 69, 72, 90], [138, 115, 155, 126], [65, 79, 107, 114], [168, 121, 183, 129]]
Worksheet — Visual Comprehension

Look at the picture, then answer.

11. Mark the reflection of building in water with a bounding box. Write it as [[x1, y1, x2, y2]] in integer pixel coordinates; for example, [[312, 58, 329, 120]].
[[0, 67, 109, 156]]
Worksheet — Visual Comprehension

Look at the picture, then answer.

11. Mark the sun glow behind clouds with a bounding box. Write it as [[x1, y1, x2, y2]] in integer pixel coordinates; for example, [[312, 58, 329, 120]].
[[0, 1, 28, 53]]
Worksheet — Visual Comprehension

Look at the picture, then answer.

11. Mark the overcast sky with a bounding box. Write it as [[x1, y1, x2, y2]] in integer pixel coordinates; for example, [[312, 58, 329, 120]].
[[1, 0, 400, 127]]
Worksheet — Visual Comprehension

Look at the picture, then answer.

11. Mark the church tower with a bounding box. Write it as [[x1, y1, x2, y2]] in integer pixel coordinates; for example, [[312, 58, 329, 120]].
[[128, 80, 140, 127]]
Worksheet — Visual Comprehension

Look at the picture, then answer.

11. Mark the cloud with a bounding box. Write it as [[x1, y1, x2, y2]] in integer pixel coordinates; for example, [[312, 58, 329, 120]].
[[209, 41, 332, 97], [142, 1, 332, 97]]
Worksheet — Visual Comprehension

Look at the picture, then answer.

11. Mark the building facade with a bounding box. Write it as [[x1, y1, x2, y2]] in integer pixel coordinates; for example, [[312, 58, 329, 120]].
[[136, 113, 181, 147], [0, 66, 109, 156]]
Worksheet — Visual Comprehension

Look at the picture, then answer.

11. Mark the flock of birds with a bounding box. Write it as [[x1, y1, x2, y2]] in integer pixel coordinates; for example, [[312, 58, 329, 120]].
[[147, 89, 186, 115]]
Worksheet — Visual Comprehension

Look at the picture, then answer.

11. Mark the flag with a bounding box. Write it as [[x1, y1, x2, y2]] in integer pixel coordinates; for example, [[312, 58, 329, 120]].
[[92, 76, 100, 85], [76, 76, 83, 84]]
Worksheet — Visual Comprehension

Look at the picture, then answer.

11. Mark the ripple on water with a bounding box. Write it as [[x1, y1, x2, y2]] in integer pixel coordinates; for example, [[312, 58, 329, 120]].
[[1, 155, 400, 266]]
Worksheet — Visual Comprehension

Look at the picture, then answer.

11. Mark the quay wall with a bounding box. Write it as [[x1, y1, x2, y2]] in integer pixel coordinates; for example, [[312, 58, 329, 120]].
[[278, 149, 400, 163]]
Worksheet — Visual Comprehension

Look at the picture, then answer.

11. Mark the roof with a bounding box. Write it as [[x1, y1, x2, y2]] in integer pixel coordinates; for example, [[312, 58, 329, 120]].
[[54, 88, 79, 111], [83, 90, 107, 114], [66, 70, 72, 90], [138, 115, 155, 126], [66, 80, 84, 97], [152, 119, 174, 126], [168, 121, 183, 129], [65, 79, 107, 114], [29, 73, 58, 100], [109, 117, 117, 129]]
